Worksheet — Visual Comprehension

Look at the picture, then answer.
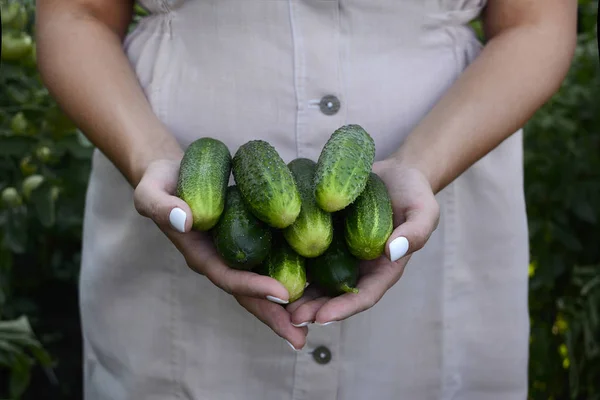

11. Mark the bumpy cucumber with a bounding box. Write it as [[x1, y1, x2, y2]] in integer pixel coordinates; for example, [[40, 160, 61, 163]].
[[313, 125, 375, 213], [212, 186, 272, 270], [283, 158, 333, 258], [344, 172, 393, 260], [306, 234, 359, 296], [232, 140, 301, 229], [259, 239, 307, 302], [176, 137, 231, 231]]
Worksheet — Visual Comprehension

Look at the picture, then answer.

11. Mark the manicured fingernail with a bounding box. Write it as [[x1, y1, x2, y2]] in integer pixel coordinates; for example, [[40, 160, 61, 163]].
[[292, 321, 311, 327], [389, 236, 409, 262], [169, 207, 187, 233], [267, 295, 289, 305], [317, 321, 336, 326], [284, 340, 299, 352]]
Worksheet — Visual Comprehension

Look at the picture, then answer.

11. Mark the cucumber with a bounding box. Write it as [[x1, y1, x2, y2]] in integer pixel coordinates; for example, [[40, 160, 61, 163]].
[[313, 125, 375, 213], [259, 239, 307, 302], [283, 158, 333, 258], [307, 234, 359, 296], [176, 137, 231, 231], [212, 186, 272, 270], [232, 140, 301, 229], [344, 172, 393, 260]]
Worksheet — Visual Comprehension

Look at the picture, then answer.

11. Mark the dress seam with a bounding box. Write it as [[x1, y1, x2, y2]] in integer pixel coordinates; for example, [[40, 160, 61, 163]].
[[151, 10, 182, 399], [288, 0, 303, 159], [440, 25, 458, 400], [288, 2, 301, 398]]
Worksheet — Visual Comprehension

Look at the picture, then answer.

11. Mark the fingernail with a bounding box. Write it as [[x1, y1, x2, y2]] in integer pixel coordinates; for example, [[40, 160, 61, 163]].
[[267, 295, 289, 305], [169, 207, 187, 233], [317, 321, 336, 326], [284, 339, 299, 352], [292, 321, 311, 328], [389, 236, 409, 262]]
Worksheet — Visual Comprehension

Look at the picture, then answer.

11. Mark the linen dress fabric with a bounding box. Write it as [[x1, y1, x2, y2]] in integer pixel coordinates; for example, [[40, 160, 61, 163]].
[[79, 0, 530, 399]]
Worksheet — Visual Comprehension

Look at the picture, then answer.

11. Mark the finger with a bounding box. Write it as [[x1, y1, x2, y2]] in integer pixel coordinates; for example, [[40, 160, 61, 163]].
[[134, 161, 292, 302], [236, 296, 308, 350], [314, 257, 409, 324], [179, 236, 292, 301], [285, 284, 323, 314], [208, 265, 292, 302], [133, 164, 193, 234], [290, 296, 331, 327], [385, 194, 439, 263]]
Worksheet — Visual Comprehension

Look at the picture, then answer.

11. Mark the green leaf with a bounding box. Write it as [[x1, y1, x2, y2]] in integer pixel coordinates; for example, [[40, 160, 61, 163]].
[[29, 344, 52, 367], [552, 225, 583, 252], [0, 136, 35, 156], [2, 206, 27, 254], [0, 316, 33, 335], [588, 292, 599, 331], [0, 338, 26, 357], [0, 64, 23, 81], [0, 349, 14, 367], [0, 332, 42, 348], [76, 130, 93, 148], [5, 85, 31, 105], [573, 198, 597, 224], [583, 318, 599, 358], [0, 241, 12, 272], [581, 275, 600, 296], [9, 353, 33, 399], [30, 181, 56, 228]]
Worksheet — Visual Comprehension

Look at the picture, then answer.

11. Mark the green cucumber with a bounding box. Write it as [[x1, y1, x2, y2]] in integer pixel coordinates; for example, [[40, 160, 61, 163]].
[[344, 172, 393, 260], [232, 140, 301, 229], [176, 137, 231, 231], [314, 125, 375, 213], [307, 234, 359, 296], [259, 239, 306, 302], [212, 186, 272, 270], [283, 158, 333, 258]]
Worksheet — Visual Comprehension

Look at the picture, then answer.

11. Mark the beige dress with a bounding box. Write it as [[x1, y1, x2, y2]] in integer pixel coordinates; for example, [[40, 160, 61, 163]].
[[79, 1, 530, 399]]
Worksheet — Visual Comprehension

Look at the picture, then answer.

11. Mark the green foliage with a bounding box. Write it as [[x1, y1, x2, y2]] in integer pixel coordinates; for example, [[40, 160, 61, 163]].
[[0, 317, 56, 398], [0, 0, 92, 397], [525, 3, 600, 398], [0, 1, 597, 399]]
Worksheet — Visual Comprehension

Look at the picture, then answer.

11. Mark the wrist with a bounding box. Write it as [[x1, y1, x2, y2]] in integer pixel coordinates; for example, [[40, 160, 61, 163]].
[[385, 147, 439, 193], [129, 135, 184, 187]]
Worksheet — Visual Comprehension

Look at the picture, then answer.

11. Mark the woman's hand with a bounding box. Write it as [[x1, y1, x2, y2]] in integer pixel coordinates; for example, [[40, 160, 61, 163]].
[[288, 158, 440, 327], [133, 159, 308, 349], [287, 0, 577, 332]]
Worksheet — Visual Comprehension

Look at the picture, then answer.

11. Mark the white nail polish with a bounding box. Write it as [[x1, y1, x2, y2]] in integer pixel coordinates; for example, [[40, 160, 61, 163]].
[[292, 321, 310, 328], [317, 321, 336, 326], [267, 296, 289, 305], [389, 236, 409, 262], [284, 340, 299, 351], [169, 207, 187, 233]]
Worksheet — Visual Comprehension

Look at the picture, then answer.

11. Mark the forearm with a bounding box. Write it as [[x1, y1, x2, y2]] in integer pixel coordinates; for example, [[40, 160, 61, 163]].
[[393, 11, 577, 194], [36, 3, 182, 187]]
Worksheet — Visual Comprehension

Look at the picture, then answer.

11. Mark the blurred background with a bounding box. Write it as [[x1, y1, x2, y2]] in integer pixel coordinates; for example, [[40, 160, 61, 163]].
[[0, 1, 598, 399]]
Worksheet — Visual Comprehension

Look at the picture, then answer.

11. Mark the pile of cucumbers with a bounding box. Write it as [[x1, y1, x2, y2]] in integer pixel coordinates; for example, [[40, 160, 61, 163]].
[[176, 124, 394, 302]]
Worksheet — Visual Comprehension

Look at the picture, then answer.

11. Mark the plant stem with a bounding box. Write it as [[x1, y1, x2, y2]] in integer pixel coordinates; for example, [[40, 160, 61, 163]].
[[340, 283, 359, 294]]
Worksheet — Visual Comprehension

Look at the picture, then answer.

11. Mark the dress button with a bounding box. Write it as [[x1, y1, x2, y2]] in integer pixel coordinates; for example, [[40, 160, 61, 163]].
[[319, 95, 340, 116], [312, 346, 332, 365]]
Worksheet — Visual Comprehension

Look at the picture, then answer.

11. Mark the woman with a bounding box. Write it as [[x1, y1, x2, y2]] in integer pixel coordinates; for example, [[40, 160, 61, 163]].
[[36, 0, 576, 399]]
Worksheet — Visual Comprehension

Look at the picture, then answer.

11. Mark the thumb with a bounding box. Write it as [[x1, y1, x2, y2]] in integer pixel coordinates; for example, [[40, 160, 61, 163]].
[[385, 200, 440, 263], [133, 168, 193, 234]]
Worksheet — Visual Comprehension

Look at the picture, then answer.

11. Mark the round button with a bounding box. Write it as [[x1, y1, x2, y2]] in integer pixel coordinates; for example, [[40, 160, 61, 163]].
[[319, 95, 340, 116], [312, 346, 332, 365]]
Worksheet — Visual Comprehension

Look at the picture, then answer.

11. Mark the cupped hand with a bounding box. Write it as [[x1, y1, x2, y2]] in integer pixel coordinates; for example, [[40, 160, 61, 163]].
[[288, 158, 440, 326], [133, 159, 308, 349]]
